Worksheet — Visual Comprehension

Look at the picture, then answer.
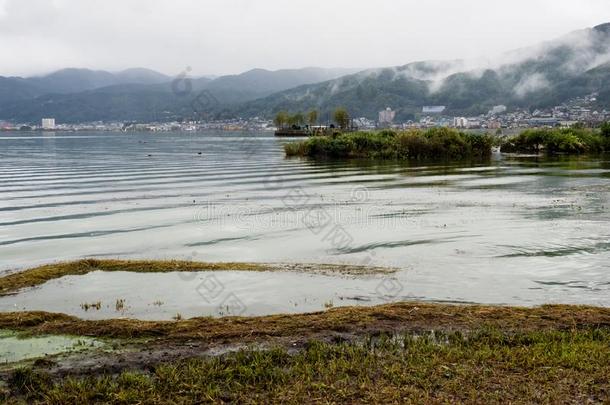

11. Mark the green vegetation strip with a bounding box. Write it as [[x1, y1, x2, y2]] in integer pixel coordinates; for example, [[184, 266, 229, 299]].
[[4, 325, 610, 403], [502, 125, 610, 154], [285, 128, 494, 160], [285, 125, 610, 159]]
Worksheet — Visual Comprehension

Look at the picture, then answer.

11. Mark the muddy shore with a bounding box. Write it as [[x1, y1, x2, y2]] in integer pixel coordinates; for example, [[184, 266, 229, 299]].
[[2, 261, 610, 402], [2, 302, 610, 378]]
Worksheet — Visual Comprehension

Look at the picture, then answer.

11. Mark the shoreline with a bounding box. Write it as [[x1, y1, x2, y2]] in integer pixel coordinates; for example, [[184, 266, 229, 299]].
[[1, 302, 610, 402], [2, 261, 610, 401], [3, 301, 610, 340]]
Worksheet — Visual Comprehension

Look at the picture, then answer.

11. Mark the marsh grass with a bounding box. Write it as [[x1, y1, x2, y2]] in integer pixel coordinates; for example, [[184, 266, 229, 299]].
[[0, 260, 267, 296], [5, 328, 610, 403], [285, 128, 494, 160], [501, 128, 610, 154], [2, 303, 610, 402], [79, 302, 101, 312], [0, 260, 394, 296], [115, 299, 125, 312], [2, 303, 610, 343]]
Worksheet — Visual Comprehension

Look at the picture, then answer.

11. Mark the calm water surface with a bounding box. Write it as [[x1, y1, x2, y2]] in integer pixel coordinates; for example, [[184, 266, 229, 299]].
[[0, 131, 609, 319]]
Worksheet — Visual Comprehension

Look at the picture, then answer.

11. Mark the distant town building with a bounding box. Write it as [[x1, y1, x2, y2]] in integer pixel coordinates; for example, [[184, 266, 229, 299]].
[[422, 106, 446, 114], [466, 118, 481, 129], [453, 117, 468, 128], [487, 120, 501, 129], [353, 117, 376, 129], [528, 117, 559, 127], [41, 118, 56, 129], [378, 107, 396, 126]]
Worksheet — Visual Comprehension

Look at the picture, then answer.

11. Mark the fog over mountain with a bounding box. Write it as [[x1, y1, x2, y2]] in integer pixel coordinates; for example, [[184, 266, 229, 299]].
[[1, 23, 610, 123], [236, 23, 610, 121]]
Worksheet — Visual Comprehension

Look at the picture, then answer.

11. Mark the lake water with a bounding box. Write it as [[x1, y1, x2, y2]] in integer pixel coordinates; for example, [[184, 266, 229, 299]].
[[0, 131, 609, 319]]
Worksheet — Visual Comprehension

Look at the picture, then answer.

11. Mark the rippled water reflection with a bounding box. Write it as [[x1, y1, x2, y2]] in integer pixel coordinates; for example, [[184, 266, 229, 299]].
[[0, 131, 609, 317]]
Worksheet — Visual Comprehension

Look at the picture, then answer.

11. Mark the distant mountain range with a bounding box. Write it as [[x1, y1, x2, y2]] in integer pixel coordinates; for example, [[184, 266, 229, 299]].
[[0, 67, 359, 123], [1, 23, 610, 123], [0, 68, 171, 102]]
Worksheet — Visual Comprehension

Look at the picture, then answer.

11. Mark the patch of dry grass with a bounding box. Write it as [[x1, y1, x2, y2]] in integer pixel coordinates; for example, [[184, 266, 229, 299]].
[[0, 259, 395, 296], [0, 259, 266, 296], [1, 303, 609, 342]]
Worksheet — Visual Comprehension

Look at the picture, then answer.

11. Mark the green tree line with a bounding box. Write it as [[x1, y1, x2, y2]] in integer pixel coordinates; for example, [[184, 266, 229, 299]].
[[274, 108, 350, 129]]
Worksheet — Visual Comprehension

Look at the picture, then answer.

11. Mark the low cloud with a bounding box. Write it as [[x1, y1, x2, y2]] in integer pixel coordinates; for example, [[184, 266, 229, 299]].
[[514, 73, 550, 97], [1, 0, 610, 77]]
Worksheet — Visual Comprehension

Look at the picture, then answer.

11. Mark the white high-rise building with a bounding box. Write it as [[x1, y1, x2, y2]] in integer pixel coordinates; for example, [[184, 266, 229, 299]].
[[453, 117, 468, 128], [41, 118, 56, 129], [378, 107, 396, 126]]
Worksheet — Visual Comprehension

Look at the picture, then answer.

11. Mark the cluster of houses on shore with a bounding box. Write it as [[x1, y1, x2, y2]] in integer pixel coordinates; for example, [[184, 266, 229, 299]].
[[371, 93, 608, 130], [2, 92, 607, 133]]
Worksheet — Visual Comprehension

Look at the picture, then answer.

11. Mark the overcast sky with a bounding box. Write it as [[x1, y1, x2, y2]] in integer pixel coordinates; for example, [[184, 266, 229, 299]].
[[1, 0, 610, 77]]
